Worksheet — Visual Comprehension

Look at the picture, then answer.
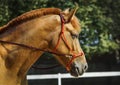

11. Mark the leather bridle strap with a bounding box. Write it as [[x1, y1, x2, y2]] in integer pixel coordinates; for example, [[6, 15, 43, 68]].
[[53, 14, 72, 51], [53, 14, 84, 71], [66, 52, 84, 71], [0, 40, 66, 56]]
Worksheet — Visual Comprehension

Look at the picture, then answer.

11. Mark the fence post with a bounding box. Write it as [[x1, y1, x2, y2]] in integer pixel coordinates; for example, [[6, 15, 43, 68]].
[[58, 73, 62, 85]]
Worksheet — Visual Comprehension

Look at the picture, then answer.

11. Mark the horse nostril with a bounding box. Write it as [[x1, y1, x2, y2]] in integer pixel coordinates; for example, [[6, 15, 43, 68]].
[[84, 64, 88, 71]]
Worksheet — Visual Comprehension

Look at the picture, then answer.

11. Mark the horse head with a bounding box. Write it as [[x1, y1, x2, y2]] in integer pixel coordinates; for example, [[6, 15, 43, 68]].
[[0, 7, 88, 78], [48, 7, 88, 77]]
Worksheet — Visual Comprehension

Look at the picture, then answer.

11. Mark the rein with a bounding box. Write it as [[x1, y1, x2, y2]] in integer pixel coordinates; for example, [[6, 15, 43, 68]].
[[0, 40, 62, 70], [0, 14, 84, 70], [0, 39, 65, 56]]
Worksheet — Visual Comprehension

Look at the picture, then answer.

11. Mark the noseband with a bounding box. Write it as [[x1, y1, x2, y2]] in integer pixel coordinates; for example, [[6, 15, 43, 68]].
[[0, 14, 84, 71], [53, 14, 84, 71]]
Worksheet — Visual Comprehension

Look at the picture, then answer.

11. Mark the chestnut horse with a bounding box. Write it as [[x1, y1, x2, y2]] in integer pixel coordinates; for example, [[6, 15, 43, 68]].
[[0, 8, 88, 85]]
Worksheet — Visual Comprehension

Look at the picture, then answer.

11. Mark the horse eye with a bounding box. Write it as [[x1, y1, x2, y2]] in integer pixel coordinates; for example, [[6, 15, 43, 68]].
[[71, 34, 78, 39]]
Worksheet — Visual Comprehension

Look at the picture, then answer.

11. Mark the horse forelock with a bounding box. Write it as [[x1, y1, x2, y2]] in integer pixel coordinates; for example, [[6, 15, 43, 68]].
[[71, 16, 81, 32], [0, 8, 61, 34]]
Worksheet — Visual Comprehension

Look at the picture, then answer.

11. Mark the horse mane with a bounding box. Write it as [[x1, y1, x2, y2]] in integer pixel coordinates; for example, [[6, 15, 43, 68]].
[[0, 8, 61, 34]]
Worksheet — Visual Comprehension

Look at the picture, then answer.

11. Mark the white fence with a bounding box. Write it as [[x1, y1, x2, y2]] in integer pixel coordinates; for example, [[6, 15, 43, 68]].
[[27, 71, 120, 85]]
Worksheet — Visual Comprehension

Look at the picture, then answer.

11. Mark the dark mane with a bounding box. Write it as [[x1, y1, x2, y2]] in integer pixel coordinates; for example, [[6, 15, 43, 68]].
[[0, 8, 61, 34]]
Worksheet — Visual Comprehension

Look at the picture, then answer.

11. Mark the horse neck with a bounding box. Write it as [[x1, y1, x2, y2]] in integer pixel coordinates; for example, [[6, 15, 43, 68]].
[[1, 15, 59, 47], [1, 15, 59, 78]]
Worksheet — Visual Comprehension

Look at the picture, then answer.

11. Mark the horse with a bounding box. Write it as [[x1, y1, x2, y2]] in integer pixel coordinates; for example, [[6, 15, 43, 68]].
[[0, 7, 88, 85]]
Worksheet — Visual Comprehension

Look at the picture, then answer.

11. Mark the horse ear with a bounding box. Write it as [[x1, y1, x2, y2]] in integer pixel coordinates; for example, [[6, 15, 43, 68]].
[[67, 6, 79, 23], [63, 8, 70, 14], [56, 8, 70, 22]]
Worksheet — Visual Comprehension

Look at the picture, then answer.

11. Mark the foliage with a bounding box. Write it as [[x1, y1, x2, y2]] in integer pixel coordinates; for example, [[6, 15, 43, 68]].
[[76, 0, 120, 58], [0, 0, 119, 60]]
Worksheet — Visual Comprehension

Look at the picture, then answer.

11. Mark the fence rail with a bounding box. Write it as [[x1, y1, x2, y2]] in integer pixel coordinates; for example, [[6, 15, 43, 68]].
[[27, 71, 120, 85]]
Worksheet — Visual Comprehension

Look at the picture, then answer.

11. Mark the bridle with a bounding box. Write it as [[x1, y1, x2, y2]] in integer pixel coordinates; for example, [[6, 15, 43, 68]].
[[0, 13, 84, 71], [52, 14, 84, 71]]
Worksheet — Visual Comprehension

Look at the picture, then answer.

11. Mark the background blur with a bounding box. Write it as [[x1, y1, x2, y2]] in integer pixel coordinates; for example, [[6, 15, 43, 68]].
[[0, 0, 120, 85]]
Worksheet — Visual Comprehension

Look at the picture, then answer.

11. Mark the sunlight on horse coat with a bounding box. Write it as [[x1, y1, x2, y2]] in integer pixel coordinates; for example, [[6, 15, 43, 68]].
[[0, 8, 88, 85]]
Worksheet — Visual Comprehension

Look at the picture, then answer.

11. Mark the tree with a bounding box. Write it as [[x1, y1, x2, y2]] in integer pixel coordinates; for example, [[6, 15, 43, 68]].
[[0, 0, 120, 61]]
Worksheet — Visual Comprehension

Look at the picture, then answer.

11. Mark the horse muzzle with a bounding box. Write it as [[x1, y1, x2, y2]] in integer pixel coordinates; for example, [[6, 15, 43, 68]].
[[69, 62, 88, 77]]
